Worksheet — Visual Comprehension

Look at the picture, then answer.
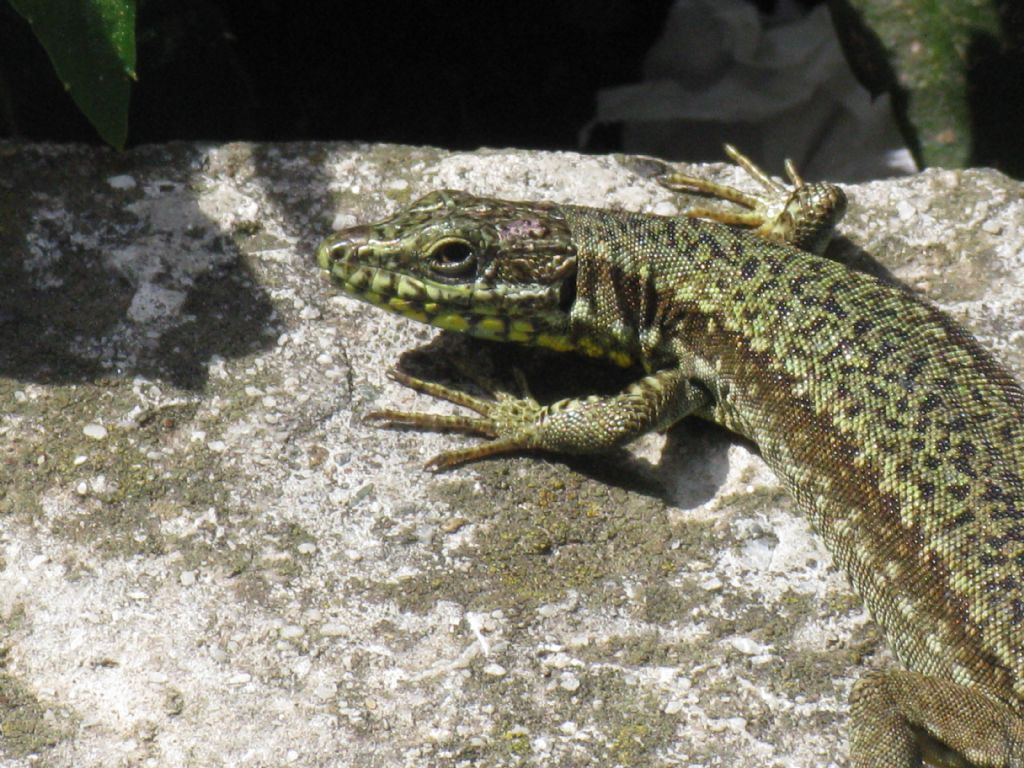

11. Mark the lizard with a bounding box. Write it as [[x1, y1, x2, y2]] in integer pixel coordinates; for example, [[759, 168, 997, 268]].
[[316, 146, 1024, 767]]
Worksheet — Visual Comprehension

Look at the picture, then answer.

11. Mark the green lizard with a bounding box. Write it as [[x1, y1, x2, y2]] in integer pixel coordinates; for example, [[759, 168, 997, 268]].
[[317, 147, 1024, 767]]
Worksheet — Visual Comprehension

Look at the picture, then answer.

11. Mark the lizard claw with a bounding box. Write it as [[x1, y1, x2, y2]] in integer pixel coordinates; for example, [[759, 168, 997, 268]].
[[365, 368, 545, 470], [657, 144, 846, 254]]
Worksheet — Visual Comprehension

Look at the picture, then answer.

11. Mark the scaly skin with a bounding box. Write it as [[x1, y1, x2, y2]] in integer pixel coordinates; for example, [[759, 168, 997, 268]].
[[317, 150, 1024, 767]]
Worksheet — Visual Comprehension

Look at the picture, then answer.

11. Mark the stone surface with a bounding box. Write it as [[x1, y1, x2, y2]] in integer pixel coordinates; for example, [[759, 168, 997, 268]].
[[0, 141, 1022, 767]]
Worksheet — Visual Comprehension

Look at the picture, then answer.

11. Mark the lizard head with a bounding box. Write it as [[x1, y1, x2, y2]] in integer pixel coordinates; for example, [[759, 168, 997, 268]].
[[317, 190, 585, 353]]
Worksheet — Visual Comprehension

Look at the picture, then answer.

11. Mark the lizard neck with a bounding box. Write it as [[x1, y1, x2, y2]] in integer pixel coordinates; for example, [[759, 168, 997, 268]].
[[563, 205, 716, 371]]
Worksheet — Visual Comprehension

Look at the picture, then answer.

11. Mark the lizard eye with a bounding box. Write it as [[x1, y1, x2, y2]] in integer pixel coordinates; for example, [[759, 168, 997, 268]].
[[426, 239, 477, 278]]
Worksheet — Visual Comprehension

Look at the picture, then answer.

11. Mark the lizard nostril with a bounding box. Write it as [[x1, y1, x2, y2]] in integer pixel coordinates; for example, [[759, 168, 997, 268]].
[[315, 238, 341, 270], [317, 227, 373, 270], [319, 236, 364, 272]]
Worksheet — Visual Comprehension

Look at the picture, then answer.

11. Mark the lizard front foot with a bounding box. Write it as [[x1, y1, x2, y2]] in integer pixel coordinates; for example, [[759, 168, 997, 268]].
[[366, 366, 711, 472], [365, 369, 547, 471]]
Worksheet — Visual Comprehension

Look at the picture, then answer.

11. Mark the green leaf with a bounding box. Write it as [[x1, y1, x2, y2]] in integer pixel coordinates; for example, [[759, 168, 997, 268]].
[[8, 0, 136, 149]]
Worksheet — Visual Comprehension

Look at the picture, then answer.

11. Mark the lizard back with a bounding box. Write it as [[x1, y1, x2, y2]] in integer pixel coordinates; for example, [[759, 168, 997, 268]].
[[563, 205, 1024, 706]]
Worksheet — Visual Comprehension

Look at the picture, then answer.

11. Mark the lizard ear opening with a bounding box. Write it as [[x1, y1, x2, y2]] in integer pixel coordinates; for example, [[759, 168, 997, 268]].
[[558, 274, 577, 312]]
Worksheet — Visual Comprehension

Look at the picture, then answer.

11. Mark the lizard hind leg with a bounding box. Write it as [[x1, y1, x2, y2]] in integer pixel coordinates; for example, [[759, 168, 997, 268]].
[[849, 670, 1024, 768], [658, 144, 847, 255]]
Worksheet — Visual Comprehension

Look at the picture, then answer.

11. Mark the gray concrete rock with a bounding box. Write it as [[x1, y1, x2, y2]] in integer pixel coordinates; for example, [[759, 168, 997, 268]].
[[0, 141, 1022, 767]]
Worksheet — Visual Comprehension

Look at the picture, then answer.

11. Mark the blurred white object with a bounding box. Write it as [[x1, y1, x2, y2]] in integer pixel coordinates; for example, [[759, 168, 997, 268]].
[[592, 0, 915, 181]]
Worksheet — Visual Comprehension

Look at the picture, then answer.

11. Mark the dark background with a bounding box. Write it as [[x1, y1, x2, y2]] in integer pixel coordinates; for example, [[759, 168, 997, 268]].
[[3, 0, 1023, 177], [1, 0, 796, 151]]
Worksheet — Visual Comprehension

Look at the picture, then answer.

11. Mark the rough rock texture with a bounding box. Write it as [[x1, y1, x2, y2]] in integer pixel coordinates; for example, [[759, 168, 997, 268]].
[[0, 141, 1022, 767]]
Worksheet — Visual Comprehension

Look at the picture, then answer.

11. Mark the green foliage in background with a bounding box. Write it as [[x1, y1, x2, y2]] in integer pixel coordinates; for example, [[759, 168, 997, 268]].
[[828, 0, 1005, 169], [8, 0, 136, 148]]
